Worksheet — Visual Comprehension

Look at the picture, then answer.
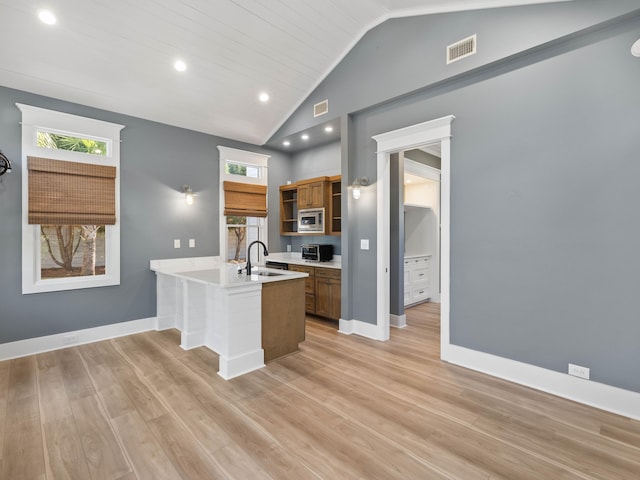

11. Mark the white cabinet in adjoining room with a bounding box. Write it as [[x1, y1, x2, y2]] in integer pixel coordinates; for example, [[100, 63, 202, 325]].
[[404, 254, 432, 306], [404, 203, 434, 307]]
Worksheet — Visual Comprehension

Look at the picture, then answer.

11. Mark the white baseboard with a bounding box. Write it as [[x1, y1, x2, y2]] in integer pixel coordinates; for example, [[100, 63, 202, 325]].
[[216, 348, 265, 380], [390, 313, 407, 328], [339, 318, 387, 341], [443, 344, 640, 421], [0, 317, 158, 362]]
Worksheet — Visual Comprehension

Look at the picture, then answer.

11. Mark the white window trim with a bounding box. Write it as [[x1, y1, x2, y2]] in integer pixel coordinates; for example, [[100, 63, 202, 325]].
[[17, 103, 125, 294], [217, 146, 270, 283]]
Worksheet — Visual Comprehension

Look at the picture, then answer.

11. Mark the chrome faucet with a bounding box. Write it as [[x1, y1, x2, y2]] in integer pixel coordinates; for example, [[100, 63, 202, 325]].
[[246, 240, 268, 275]]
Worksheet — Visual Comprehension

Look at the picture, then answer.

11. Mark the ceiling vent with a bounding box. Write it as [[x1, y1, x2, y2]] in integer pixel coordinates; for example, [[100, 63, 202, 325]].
[[447, 34, 477, 64], [314, 99, 329, 117]]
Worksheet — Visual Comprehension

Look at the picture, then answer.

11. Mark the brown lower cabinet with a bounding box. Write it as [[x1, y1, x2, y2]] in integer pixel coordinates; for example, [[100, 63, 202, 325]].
[[315, 267, 341, 320], [288, 264, 316, 314], [288, 264, 341, 320]]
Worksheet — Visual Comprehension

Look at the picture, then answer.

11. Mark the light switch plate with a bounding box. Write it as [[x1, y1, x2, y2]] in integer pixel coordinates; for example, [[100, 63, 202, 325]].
[[189, 239, 195, 248], [360, 239, 369, 250], [174, 239, 181, 249]]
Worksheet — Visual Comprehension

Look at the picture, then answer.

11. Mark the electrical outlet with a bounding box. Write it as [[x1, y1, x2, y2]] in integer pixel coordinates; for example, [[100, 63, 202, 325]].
[[189, 238, 195, 248], [360, 239, 369, 250], [63, 334, 79, 346], [287, 244, 291, 252], [174, 239, 181, 248], [568, 363, 590, 380]]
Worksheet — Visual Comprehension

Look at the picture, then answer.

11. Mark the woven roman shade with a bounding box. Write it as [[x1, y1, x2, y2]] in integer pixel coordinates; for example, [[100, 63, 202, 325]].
[[28, 156, 117, 225], [223, 181, 267, 217]]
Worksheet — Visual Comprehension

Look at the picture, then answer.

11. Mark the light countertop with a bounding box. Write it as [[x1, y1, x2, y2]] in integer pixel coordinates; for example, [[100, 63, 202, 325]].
[[150, 257, 308, 288], [265, 252, 341, 269]]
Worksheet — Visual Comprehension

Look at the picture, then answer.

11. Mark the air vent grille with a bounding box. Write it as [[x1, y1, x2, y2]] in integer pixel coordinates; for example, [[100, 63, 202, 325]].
[[314, 99, 329, 117], [447, 34, 477, 64]]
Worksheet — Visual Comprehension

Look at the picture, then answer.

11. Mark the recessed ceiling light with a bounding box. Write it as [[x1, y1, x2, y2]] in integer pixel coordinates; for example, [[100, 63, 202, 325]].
[[259, 92, 270, 103], [283, 140, 290, 147], [301, 134, 309, 141], [174, 60, 187, 72], [632, 38, 640, 57], [38, 9, 56, 25], [324, 126, 333, 133]]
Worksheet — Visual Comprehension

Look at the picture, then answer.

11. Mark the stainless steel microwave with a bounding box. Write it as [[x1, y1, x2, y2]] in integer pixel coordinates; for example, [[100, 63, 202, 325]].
[[298, 208, 324, 233]]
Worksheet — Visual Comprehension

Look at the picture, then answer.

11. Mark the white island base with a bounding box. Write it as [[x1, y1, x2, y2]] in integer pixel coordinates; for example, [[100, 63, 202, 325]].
[[151, 256, 306, 379]]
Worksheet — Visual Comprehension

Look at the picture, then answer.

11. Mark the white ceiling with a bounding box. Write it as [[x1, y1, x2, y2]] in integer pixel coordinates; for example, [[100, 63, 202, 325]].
[[0, 0, 567, 145]]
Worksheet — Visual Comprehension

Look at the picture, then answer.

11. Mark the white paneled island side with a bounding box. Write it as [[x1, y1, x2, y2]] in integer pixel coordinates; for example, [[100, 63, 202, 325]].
[[150, 256, 307, 379]]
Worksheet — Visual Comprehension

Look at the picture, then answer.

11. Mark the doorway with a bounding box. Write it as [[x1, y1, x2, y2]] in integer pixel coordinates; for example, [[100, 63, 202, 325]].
[[372, 115, 454, 359], [403, 154, 441, 303]]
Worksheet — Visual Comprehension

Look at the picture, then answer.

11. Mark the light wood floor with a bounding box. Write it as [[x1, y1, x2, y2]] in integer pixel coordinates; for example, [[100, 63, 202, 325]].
[[2, 303, 640, 479]]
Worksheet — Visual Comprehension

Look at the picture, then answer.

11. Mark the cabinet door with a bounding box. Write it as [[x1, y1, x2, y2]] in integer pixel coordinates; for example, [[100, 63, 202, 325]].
[[289, 264, 316, 313], [329, 280, 341, 320], [309, 182, 325, 207], [298, 181, 326, 208], [298, 184, 311, 208], [315, 268, 341, 320], [315, 277, 331, 318]]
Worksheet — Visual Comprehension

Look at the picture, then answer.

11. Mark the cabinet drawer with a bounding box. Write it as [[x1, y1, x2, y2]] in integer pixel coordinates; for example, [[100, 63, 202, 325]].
[[412, 285, 430, 301], [315, 267, 341, 280], [411, 267, 429, 284]]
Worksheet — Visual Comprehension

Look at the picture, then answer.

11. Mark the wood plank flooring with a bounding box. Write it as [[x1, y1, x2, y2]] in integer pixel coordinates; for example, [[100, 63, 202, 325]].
[[1, 302, 640, 479]]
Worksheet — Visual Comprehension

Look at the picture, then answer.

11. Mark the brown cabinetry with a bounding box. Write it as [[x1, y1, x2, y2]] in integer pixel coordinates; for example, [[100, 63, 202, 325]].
[[298, 180, 326, 208], [279, 176, 341, 236], [279, 185, 298, 235], [288, 264, 316, 314], [286, 264, 341, 320], [314, 267, 341, 321], [329, 175, 341, 235]]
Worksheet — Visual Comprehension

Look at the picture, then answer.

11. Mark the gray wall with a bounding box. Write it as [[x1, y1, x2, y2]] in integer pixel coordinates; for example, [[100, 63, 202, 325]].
[[0, 86, 290, 343], [271, 3, 640, 393]]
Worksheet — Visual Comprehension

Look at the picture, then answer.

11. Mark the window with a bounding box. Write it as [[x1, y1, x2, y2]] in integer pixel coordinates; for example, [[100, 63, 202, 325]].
[[18, 103, 124, 294], [225, 161, 260, 178], [217, 146, 270, 273], [37, 130, 108, 156], [226, 216, 264, 264]]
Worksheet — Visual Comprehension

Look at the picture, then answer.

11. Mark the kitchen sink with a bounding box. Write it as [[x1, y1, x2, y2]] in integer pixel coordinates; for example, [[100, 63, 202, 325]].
[[252, 271, 284, 276]]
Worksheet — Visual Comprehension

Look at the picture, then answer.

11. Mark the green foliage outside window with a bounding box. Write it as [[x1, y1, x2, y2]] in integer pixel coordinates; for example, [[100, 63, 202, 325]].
[[37, 131, 107, 156]]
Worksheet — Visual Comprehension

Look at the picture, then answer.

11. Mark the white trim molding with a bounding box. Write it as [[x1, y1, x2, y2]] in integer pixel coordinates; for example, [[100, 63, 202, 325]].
[[0, 317, 157, 362], [373, 115, 455, 345], [17, 103, 125, 294], [338, 318, 386, 340], [390, 313, 407, 328], [445, 345, 640, 421]]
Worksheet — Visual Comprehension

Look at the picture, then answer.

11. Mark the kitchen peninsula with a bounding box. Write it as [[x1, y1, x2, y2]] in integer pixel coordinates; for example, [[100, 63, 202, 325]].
[[150, 256, 307, 379]]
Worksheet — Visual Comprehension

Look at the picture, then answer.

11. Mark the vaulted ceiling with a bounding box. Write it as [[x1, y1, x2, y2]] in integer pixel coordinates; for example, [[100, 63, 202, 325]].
[[0, 0, 567, 145]]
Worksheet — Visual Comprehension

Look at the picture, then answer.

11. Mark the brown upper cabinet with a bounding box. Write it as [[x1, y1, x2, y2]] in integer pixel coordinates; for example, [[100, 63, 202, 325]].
[[297, 178, 327, 209], [280, 176, 341, 236]]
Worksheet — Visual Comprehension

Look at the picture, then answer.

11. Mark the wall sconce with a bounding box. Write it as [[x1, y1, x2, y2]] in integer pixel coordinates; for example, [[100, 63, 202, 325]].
[[0, 151, 11, 176], [351, 176, 369, 199], [182, 184, 195, 205]]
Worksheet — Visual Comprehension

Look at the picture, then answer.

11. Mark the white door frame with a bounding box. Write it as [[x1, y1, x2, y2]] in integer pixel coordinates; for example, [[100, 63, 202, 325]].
[[372, 115, 454, 357]]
